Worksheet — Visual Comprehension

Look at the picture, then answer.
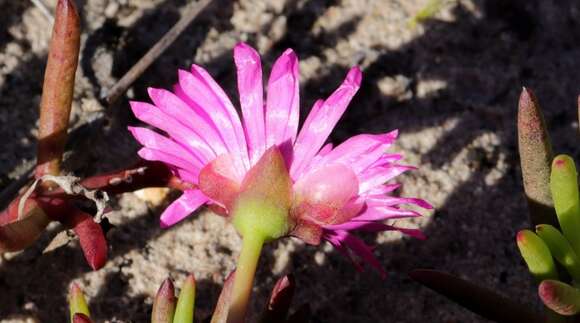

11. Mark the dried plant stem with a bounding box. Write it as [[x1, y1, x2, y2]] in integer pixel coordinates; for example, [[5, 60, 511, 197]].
[[105, 0, 214, 105], [36, 0, 80, 180]]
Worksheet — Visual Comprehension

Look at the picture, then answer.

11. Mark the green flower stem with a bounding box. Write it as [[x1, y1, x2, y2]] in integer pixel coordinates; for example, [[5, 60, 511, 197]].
[[227, 233, 265, 323]]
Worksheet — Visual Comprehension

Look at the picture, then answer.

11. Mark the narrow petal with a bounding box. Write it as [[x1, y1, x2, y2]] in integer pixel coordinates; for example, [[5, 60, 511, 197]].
[[160, 190, 208, 227], [234, 43, 266, 164], [130, 101, 215, 164], [305, 143, 334, 172], [178, 68, 249, 175], [358, 165, 416, 194], [128, 126, 204, 170], [358, 222, 427, 240], [291, 67, 362, 179], [147, 88, 228, 156], [138, 148, 200, 181], [191, 65, 250, 166], [327, 230, 386, 278], [320, 130, 398, 175], [342, 206, 421, 223], [265, 49, 300, 148], [330, 222, 426, 240], [366, 196, 434, 209], [364, 183, 401, 195]]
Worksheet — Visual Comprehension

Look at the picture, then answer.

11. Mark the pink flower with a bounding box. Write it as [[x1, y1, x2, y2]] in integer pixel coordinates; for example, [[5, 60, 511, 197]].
[[129, 43, 431, 276]]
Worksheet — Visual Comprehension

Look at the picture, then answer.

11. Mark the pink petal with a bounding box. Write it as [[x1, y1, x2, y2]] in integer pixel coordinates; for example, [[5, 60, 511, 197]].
[[294, 164, 359, 210], [324, 231, 365, 273], [305, 143, 334, 172], [370, 223, 426, 240], [265, 49, 300, 149], [326, 230, 386, 278], [128, 126, 204, 170], [137, 148, 200, 181], [291, 67, 362, 179], [130, 101, 215, 164], [318, 143, 334, 156], [348, 206, 421, 222], [358, 165, 416, 194], [178, 68, 249, 175], [147, 88, 228, 156], [366, 196, 433, 209], [320, 130, 398, 175], [160, 189, 208, 227], [364, 183, 401, 195], [234, 43, 266, 165]]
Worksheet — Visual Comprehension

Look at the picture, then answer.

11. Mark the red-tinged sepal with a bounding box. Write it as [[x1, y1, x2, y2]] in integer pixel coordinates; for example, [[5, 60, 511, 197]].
[[232, 147, 292, 241], [289, 218, 322, 245], [199, 154, 241, 212]]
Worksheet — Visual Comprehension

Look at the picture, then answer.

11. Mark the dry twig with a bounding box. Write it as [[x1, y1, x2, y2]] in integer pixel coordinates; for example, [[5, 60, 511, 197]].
[[105, 0, 215, 105]]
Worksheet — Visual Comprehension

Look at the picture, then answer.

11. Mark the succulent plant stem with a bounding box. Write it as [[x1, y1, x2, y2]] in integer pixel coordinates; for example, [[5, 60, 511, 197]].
[[227, 234, 265, 323]]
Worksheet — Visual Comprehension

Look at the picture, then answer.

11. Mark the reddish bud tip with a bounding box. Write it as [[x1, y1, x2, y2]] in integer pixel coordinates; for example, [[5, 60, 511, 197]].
[[553, 156, 569, 168], [539, 280, 580, 315], [73, 313, 93, 323], [516, 230, 527, 243], [152, 278, 176, 323]]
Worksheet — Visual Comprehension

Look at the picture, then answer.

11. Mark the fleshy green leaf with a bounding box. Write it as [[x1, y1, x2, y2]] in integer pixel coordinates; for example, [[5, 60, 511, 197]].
[[517, 88, 556, 227], [68, 283, 90, 323], [409, 269, 543, 323], [151, 278, 176, 323], [174, 274, 196, 323], [536, 224, 580, 282], [516, 230, 558, 282], [551, 155, 580, 256], [539, 280, 580, 316]]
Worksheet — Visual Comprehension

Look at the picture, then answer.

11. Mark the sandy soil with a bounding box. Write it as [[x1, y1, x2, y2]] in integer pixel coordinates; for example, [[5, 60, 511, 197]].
[[1, 0, 580, 322]]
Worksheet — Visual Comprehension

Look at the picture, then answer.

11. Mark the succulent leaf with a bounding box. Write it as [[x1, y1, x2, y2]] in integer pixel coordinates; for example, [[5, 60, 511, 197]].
[[550, 155, 580, 256], [517, 88, 557, 227], [36, 0, 80, 179], [516, 230, 559, 282], [67, 209, 108, 270], [536, 224, 580, 282], [539, 280, 580, 316], [69, 283, 91, 323], [174, 274, 196, 323], [152, 278, 176, 323]]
